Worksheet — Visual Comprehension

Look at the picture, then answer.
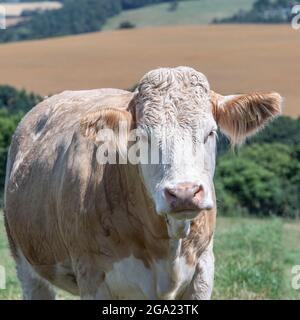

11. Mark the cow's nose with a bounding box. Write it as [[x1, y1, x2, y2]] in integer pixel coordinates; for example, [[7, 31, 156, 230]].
[[164, 183, 205, 212]]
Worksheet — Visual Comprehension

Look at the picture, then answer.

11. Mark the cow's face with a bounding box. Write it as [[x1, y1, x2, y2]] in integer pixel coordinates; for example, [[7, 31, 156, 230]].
[[81, 67, 282, 238], [135, 67, 217, 222]]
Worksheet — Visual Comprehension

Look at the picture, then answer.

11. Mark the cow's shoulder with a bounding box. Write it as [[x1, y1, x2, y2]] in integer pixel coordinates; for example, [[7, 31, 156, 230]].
[[7, 88, 133, 175]]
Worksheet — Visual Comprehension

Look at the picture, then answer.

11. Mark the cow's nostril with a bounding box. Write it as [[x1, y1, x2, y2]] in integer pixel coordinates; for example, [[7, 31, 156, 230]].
[[164, 183, 208, 213], [165, 184, 204, 202], [194, 185, 204, 197], [165, 188, 178, 200]]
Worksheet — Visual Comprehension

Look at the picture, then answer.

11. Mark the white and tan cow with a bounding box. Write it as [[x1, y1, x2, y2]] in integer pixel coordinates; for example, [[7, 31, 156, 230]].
[[4, 67, 282, 300]]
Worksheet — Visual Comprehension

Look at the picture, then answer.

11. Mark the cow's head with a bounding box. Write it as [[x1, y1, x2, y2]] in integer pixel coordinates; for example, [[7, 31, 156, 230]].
[[81, 67, 282, 238]]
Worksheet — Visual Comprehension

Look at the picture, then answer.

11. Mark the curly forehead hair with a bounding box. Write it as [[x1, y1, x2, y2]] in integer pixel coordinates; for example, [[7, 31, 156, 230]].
[[134, 67, 212, 127], [137, 66, 210, 95]]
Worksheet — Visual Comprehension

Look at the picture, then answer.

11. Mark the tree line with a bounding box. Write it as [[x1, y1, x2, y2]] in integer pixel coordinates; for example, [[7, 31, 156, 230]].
[[0, 0, 175, 43], [214, 0, 299, 24]]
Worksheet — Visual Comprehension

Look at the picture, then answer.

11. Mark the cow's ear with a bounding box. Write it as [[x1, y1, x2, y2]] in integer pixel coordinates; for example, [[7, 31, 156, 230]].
[[211, 91, 283, 145], [80, 107, 133, 156]]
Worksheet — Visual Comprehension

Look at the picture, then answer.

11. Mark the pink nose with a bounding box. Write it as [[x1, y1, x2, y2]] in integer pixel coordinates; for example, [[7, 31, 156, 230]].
[[164, 182, 205, 212]]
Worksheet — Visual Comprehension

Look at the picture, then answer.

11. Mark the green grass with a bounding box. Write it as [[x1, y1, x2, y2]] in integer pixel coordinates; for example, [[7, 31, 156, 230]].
[[1, 212, 300, 299], [213, 217, 283, 299], [213, 217, 300, 299], [0, 213, 20, 300], [103, 0, 255, 30], [282, 221, 300, 299]]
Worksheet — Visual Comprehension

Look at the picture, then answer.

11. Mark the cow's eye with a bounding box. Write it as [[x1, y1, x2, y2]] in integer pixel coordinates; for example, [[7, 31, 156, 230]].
[[204, 130, 217, 143]]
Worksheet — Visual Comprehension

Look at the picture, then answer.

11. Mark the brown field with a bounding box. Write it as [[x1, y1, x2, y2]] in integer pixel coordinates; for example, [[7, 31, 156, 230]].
[[0, 25, 299, 117], [1, 2, 62, 17]]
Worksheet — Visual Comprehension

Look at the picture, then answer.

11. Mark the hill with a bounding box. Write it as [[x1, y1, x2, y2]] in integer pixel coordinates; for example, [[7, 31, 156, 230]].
[[0, 24, 298, 117], [104, 0, 256, 30], [0, 1, 179, 43]]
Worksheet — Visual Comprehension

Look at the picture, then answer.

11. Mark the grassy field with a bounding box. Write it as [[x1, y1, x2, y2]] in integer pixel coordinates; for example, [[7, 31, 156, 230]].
[[104, 0, 255, 30], [0, 25, 298, 117], [1, 212, 300, 300], [213, 217, 300, 299]]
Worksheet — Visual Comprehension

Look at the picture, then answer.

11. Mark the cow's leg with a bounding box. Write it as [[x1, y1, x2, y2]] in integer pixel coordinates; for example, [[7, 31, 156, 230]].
[[16, 252, 56, 300], [182, 242, 214, 300], [74, 257, 112, 300], [79, 282, 112, 300]]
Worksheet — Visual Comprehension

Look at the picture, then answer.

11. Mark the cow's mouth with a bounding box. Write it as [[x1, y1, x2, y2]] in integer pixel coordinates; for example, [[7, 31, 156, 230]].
[[168, 210, 200, 221]]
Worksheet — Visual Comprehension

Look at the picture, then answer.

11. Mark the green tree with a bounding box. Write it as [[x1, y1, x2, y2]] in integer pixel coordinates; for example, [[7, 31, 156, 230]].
[[0, 85, 41, 113], [253, 0, 272, 11], [216, 143, 300, 218], [0, 0, 174, 43]]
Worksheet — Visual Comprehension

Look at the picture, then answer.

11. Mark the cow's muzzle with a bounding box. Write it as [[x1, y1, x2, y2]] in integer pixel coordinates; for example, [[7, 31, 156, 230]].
[[164, 182, 212, 219]]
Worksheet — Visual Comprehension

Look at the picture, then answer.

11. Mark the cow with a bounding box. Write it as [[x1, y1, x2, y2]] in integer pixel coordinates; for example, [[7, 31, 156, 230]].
[[4, 67, 282, 300]]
